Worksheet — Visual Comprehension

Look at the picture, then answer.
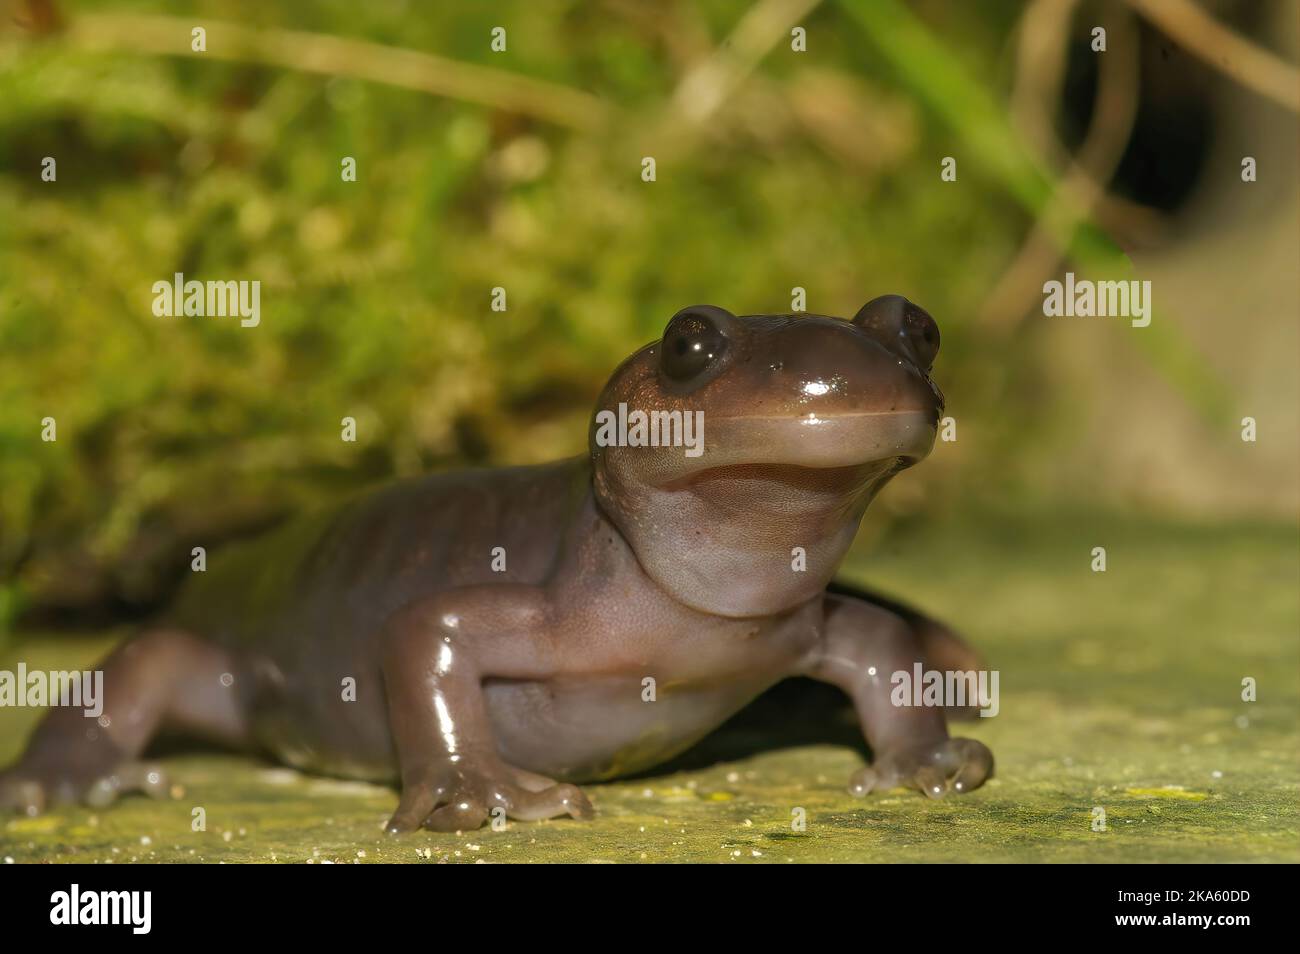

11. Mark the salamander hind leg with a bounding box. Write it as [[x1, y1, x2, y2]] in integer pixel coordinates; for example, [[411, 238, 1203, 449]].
[[0, 627, 250, 815]]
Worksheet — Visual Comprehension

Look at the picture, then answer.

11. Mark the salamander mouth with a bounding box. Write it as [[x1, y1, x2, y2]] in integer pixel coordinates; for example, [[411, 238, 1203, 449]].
[[665, 458, 907, 519], [645, 409, 938, 480], [688, 459, 901, 491]]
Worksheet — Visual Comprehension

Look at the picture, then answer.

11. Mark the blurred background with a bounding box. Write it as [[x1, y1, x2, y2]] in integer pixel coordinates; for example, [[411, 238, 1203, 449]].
[[0, 0, 1296, 635]]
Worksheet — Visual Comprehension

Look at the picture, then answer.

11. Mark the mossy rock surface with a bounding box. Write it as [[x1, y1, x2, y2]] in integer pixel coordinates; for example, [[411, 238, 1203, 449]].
[[2, 512, 1296, 863]]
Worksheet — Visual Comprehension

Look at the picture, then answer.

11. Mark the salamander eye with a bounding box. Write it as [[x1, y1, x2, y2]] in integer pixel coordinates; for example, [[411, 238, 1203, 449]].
[[902, 303, 940, 371], [660, 306, 733, 382], [852, 295, 940, 372]]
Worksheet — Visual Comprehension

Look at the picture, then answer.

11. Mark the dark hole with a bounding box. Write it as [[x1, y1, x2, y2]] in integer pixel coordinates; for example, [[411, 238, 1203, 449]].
[[1057, 17, 1225, 213]]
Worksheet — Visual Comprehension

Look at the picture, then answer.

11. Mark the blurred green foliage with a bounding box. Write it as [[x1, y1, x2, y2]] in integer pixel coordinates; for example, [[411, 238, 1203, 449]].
[[0, 0, 1235, 625]]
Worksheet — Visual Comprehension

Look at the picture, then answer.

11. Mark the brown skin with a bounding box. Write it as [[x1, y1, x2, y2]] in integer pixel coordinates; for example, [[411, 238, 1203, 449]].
[[0, 296, 993, 831]]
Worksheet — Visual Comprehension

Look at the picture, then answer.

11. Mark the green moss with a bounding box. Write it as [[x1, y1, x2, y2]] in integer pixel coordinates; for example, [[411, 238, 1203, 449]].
[[2, 512, 1296, 863]]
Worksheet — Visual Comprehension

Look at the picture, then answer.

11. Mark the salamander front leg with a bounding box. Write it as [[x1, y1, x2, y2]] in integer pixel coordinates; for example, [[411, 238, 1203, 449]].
[[379, 587, 593, 832]]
